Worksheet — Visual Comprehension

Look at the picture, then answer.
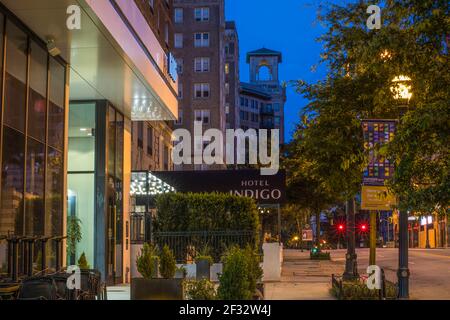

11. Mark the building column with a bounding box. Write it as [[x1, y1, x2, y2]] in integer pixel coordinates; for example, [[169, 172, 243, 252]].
[[122, 117, 132, 284]]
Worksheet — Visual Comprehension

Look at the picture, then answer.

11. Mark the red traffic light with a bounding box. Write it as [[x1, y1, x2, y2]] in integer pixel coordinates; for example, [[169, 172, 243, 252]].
[[360, 224, 368, 232], [337, 224, 345, 232]]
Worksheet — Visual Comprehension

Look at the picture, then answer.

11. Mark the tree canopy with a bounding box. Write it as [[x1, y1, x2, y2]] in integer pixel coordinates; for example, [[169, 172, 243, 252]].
[[286, 0, 449, 215]]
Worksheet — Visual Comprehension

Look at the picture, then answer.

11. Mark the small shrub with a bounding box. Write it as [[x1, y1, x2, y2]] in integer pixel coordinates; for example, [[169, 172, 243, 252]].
[[310, 251, 330, 260], [185, 279, 217, 300], [195, 245, 214, 265], [77, 252, 90, 269], [243, 245, 263, 295], [136, 243, 159, 279], [218, 247, 252, 300], [331, 278, 398, 300], [160, 245, 177, 279]]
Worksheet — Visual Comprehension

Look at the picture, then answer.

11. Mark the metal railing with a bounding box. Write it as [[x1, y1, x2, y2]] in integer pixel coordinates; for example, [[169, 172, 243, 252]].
[[153, 230, 257, 264]]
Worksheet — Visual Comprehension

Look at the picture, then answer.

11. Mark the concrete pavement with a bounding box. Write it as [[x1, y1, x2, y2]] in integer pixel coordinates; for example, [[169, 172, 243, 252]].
[[105, 248, 450, 300], [265, 250, 341, 300]]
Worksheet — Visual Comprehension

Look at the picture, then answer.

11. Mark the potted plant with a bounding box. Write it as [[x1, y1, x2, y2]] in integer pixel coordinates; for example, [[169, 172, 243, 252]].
[[195, 246, 213, 280], [77, 252, 90, 269], [175, 266, 187, 279], [67, 216, 82, 266], [131, 244, 184, 300]]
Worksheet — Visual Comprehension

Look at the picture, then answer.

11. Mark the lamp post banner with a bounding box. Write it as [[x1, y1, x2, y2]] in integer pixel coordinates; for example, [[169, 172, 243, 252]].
[[362, 119, 397, 186], [149, 169, 286, 204]]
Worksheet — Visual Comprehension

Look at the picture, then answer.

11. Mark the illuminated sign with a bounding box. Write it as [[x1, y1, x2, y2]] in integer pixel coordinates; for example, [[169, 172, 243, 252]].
[[130, 172, 176, 196], [361, 186, 397, 210], [133, 170, 286, 204]]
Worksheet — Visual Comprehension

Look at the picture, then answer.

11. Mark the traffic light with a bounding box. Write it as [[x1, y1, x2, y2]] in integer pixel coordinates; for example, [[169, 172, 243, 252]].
[[311, 246, 319, 254], [337, 223, 345, 233], [359, 223, 368, 233]]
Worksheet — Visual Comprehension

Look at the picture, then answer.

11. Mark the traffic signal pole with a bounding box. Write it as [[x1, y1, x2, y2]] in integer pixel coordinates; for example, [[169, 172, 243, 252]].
[[369, 210, 377, 265], [343, 198, 359, 280]]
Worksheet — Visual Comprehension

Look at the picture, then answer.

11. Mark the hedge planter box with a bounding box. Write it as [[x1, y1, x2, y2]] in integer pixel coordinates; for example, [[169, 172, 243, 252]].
[[131, 278, 184, 300], [310, 251, 331, 260], [196, 260, 211, 280]]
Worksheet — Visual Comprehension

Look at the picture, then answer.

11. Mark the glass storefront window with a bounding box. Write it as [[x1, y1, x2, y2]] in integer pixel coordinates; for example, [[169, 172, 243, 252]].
[[28, 42, 48, 142], [0, 14, 67, 273], [0, 127, 25, 236], [68, 174, 95, 266], [108, 107, 116, 176], [68, 103, 97, 266], [25, 138, 45, 236], [68, 103, 96, 172], [45, 147, 63, 237], [4, 20, 27, 132], [48, 58, 65, 150]]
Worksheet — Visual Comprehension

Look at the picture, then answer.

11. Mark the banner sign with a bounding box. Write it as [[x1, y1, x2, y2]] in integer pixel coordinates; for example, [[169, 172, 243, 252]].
[[362, 120, 397, 186], [133, 169, 286, 205], [361, 186, 397, 210]]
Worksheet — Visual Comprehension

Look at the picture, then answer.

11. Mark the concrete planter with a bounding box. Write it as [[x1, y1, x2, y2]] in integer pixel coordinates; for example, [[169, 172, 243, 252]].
[[196, 259, 211, 280], [262, 242, 283, 282], [131, 278, 184, 300], [210, 263, 223, 281]]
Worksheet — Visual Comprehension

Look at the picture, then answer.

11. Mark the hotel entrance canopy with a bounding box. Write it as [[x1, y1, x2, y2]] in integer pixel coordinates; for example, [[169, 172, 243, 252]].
[[0, 0, 178, 120], [131, 170, 287, 205]]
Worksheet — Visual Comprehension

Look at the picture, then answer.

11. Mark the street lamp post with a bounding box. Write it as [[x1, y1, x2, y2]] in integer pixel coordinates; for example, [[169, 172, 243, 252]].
[[391, 75, 412, 299]]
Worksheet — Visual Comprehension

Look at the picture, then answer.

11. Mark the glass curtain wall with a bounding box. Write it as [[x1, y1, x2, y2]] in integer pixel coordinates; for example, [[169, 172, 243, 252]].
[[67, 103, 96, 266], [0, 12, 67, 273]]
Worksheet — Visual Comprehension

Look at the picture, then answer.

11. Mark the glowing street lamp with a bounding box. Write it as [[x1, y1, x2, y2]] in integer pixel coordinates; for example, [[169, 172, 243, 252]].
[[390, 75, 412, 101]]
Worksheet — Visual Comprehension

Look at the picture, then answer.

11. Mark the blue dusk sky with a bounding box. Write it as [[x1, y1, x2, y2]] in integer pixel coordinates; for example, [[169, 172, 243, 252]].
[[226, 0, 331, 143]]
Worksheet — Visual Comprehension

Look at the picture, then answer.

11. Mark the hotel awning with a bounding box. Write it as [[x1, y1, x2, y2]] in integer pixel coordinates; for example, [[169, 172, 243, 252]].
[[0, 0, 178, 120]]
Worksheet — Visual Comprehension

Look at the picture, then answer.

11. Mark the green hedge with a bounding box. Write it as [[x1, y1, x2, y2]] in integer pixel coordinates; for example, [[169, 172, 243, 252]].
[[154, 193, 260, 234], [331, 279, 398, 300]]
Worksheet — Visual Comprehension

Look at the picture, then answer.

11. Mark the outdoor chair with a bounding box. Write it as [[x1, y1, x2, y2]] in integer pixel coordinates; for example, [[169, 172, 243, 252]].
[[0, 282, 20, 300], [48, 273, 75, 300], [17, 277, 58, 300], [77, 269, 106, 300]]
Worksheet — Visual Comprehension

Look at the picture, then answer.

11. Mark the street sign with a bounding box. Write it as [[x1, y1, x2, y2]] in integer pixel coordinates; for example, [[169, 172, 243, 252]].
[[361, 186, 397, 210], [302, 229, 313, 242]]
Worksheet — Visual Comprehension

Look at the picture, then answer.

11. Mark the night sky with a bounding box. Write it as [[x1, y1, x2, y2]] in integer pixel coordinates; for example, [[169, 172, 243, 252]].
[[226, 0, 331, 143]]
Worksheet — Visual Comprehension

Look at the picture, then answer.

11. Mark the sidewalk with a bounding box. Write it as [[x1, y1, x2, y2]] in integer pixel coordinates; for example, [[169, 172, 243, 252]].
[[265, 250, 343, 300], [107, 284, 130, 300]]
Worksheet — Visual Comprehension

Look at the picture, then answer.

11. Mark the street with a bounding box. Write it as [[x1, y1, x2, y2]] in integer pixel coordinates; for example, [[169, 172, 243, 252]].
[[331, 248, 450, 300]]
